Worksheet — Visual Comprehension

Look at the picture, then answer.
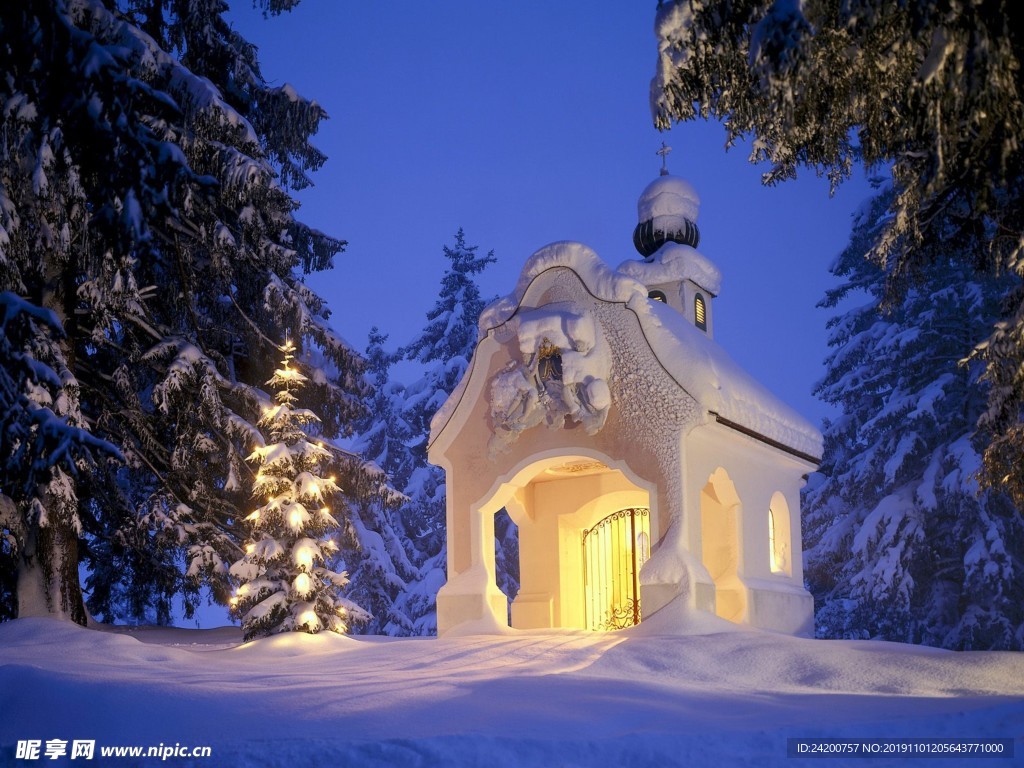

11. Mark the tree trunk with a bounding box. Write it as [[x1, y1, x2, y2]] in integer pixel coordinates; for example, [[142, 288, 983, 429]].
[[16, 496, 87, 626], [17, 215, 88, 626]]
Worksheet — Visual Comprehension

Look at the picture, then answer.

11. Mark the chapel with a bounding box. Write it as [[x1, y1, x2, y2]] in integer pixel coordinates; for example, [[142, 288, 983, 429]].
[[429, 160, 820, 636]]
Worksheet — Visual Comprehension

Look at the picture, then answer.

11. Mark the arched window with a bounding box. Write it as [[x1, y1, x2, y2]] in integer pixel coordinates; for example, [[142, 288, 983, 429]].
[[694, 293, 707, 331], [648, 289, 667, 303], [768, 495, 790, 575]]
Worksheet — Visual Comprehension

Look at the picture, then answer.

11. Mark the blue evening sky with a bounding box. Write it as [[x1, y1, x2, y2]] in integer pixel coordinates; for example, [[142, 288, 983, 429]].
[[231, 1, 874, 429]]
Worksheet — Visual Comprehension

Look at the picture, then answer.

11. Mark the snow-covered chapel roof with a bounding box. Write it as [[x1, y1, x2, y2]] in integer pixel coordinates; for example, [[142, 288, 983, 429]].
[[638, 173, 700, 224], [438, 241, 821, 460], [617, 242, 722, 296]]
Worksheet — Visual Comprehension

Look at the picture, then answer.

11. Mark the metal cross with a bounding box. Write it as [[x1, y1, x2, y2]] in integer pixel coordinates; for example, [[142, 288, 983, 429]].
[[656, 141, 672, 175]]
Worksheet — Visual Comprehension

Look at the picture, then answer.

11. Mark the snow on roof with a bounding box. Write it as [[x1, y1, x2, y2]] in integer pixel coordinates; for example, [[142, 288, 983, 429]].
[[478, 241, 643, 331], [641, 293, 822, 459], [617, 242, 722, 296], [637, 174, 700, 224], [444, 241, 821, 459]]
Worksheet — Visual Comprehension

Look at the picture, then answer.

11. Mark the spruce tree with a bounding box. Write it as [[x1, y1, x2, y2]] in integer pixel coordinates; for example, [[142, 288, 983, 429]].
[[402, 227, 496, 527], [0, 293, 119, 622], [343, 328, 421, 635], [357, 329, 419, 492], [396, 228, 499, 634], [0, 1, 364, 623], [804, 187, 1024, 649], [229, 340, 366, 640], [651, 0, 1024, 502]]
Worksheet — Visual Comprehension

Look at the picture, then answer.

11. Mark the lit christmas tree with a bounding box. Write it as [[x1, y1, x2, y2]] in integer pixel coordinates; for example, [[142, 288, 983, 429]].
[[229, 341, 367, 640]]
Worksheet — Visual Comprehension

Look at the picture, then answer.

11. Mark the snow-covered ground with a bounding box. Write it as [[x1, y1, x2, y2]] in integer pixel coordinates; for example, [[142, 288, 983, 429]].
[[2, 607, 1022, 767]]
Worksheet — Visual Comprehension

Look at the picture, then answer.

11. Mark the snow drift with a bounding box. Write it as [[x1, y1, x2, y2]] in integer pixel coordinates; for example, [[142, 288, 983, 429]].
[[1, 616, 1021, 767]]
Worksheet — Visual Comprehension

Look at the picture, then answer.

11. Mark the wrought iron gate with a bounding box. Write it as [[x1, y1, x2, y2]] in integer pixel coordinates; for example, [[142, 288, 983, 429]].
[[582, 507, 650, 631]]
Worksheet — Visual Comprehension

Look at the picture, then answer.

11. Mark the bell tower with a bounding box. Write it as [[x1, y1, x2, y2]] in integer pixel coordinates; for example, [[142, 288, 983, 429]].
[[621, 146, 719, 338]]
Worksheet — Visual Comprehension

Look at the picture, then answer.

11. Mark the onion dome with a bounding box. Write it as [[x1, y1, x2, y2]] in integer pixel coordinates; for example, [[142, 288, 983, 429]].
[[632, 174, 701, 257]]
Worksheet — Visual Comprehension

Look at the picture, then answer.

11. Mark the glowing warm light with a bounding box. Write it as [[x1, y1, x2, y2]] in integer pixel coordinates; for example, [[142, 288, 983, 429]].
[[245, 543, 255, 554], [294, 573, 311, 595], [289, 510, 303, 529], [229, 596, 238, 607], [296, 550, 313, 570], [769, 508, 779, 573], [582, 508, 651, 631], [320, 506, 330, 515], [246, 511, 260, 521], [299, 610, 318, 628]]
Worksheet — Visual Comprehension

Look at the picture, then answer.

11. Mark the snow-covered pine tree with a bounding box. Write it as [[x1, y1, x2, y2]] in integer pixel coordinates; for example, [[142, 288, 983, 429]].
[[81, 0, 364, 621], [804, 186, 1024, 650], [651, 0, 1024, 503], [0, 0, 366, 623], [229, 340, 367, 640], [342, 328, 421, 635], [403, 229, 496, 437], [395, 228, 500, 634], [357, 329, 419, 492], [0, 293, 119, 622]]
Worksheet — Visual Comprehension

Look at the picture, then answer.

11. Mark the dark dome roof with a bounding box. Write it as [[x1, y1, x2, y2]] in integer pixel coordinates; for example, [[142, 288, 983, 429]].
[[633, 174, 701, 257]]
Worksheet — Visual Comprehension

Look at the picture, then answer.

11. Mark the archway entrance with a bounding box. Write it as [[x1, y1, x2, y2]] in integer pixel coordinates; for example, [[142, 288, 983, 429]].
[[481, 453, 654, 630], [582, 507, 650, 631]]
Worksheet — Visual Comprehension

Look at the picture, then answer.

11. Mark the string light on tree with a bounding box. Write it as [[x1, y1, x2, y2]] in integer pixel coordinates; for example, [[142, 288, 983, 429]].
[[228, 339, 369, 640]]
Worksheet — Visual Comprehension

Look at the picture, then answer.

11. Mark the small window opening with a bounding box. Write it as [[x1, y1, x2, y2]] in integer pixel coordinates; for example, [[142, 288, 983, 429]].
[[648, 289, 667, 303], [694, 293, 707, 331]]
